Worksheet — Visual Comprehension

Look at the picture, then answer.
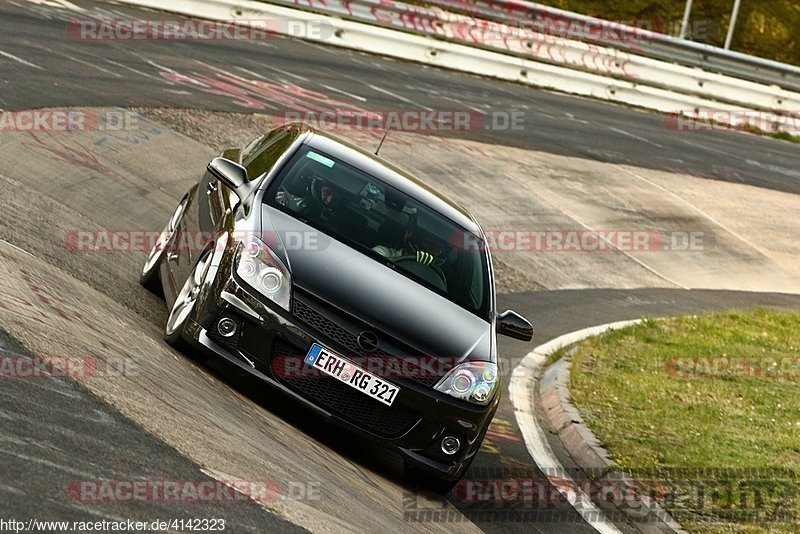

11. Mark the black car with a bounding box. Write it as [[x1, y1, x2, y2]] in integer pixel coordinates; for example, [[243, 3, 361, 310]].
[[140, 122, 533, 491]]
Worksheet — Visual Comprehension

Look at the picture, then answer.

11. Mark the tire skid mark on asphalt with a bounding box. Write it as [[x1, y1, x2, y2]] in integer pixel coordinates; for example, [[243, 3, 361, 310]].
[[199, 467, 360, 533], [0, 446, 102, 480], [20, 131, 152, 198], [618, 166, 789, 267], [416, 138, 800, 294], [0, 49, 43, 70], [153, 58, 488, 154], [19, 39, 124, 79], [3, 106, 798, 532], [0, 111, 532, 532], [503, 174, 689, 290]]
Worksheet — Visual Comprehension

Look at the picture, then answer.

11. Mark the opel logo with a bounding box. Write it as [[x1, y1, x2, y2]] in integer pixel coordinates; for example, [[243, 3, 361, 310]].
[[357, 331, 379, 353]]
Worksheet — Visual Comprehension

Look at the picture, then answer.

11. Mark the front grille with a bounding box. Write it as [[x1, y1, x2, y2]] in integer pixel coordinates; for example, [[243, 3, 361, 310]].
[[271, 341, 420, 438], [292, 298, 366, 356], [291, 296, 444, 388]]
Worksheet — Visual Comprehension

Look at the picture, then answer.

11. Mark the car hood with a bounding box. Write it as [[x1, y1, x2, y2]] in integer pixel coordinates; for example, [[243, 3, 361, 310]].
[[261, 206, 492, 363]]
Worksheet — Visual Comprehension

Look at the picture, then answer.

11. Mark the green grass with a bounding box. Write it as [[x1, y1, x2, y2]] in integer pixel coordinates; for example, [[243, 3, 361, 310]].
[[769, 131, 800, 144], [544, 345, 572, 367], [569, 309, 800, 532]]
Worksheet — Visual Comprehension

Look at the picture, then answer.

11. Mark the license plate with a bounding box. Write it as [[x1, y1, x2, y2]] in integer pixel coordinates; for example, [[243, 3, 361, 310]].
[[304, 343, 400, 406]]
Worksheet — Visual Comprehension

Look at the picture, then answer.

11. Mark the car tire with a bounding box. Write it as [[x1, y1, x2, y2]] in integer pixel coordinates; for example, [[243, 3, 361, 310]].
[[163, 248, 212, 362], [140, 197, 188, 296]]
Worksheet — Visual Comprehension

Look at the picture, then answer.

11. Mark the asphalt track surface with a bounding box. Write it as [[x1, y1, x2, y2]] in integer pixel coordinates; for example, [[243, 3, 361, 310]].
[[1, 0, 800, 195], [0, 329, 305, 533], [1, 1, 800, 533]]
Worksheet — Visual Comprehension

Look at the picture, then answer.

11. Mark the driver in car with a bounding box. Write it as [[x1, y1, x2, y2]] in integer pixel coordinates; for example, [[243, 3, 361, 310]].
[[373, 223, 442, 266], [276, 177, 336, 220]]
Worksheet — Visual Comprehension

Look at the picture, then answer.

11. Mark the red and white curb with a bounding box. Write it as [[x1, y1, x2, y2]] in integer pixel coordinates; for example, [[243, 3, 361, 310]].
[[509, 320, 641, 534]]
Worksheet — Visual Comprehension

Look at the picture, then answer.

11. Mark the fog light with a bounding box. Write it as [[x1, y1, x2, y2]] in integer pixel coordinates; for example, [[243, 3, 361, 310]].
[[217, 317, 237, 338], [441, 436, 461, 455]]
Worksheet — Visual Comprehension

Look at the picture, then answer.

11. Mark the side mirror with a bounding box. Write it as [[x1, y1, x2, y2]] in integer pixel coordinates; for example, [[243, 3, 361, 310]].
[[207, 157, 249, 193], [496, 310, 533, 341]]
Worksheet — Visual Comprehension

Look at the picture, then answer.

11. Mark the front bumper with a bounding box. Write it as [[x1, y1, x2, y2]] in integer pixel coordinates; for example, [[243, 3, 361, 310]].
[[183, 258, 498, 480]]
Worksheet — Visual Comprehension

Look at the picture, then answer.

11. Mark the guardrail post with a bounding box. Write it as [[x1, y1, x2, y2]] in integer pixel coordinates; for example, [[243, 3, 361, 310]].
[[724, 0, 742, 50], [679, 0, 694, 39]]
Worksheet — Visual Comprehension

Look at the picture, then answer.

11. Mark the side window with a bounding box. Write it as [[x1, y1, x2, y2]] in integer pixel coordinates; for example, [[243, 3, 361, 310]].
[[241, 128, 280, 162], [242, 129, 293, 181]]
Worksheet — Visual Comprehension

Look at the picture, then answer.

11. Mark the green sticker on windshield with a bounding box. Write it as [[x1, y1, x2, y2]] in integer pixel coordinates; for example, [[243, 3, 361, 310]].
[[306, 151, 335, 168]]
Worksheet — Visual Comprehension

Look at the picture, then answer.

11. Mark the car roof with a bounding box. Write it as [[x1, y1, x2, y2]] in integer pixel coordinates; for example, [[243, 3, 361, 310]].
[[291, 123, 483, 235]]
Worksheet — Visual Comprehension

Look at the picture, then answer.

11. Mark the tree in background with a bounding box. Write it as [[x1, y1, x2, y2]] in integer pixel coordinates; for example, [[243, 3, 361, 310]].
[[544, 0, 800, 66]]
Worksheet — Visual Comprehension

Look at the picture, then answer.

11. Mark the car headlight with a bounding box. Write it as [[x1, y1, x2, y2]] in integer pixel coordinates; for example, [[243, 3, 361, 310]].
[[234, 234, 291, 311], [434, 362, 498, 405]]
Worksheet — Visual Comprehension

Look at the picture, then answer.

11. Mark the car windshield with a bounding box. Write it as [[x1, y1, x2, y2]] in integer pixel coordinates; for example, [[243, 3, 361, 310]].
[[264, 146, 490, 318]]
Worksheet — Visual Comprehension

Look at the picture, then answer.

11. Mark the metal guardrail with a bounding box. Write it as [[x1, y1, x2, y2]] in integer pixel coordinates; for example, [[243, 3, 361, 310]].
[[115, 0, 800, 133], [251, 0, 800, 114], [414, 0, 800, 93]]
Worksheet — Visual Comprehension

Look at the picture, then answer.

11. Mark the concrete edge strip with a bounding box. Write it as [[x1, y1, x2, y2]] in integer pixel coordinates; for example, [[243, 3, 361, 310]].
[[510, 320, 682, 534]]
